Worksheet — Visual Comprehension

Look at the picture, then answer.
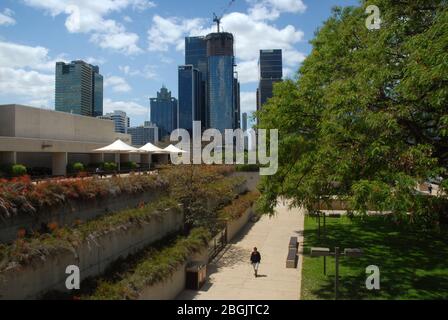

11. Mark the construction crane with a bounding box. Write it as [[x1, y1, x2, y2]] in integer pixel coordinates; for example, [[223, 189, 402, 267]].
[[213, 0, 236, 33]]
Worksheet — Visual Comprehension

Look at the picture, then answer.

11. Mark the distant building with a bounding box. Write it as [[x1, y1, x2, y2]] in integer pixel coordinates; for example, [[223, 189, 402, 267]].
[[185, 37, 208, 127], [98, 110, 128, 134], [128, 121, 159, 146], [55, 60, 103, 117], [150, 86, 178, 139], [178, 65, 201, 133], [257, 49, 283, 111], [206, 32, 236, 133], [0, 104, 131, 176], [242, 112, 248, 132]]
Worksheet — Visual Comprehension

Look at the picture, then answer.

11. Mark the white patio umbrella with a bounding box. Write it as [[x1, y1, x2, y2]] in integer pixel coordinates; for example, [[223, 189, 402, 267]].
[[138, 142, 166, 153], [92, 139, 137, 171], [164, 144, 187, 154]]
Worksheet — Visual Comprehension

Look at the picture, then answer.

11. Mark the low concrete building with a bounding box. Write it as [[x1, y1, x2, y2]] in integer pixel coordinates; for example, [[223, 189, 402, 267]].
[[0, 104, 136, 176]]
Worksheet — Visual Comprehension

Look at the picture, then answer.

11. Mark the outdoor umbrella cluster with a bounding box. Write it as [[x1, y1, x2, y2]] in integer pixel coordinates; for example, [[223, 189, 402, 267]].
[[92, 140, 186, 171]]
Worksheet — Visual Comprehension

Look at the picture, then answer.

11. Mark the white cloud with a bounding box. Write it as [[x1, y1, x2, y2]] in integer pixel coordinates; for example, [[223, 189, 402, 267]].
[[247, 0, 306, 20], [103, 98, 148, 116], [0, 8, 16, 26], [147, 15, 206, 52], [236, 59, 258, 84], [146, 9, 306, 83], [119, 65, 157, 79], [240, 91, 257, 114], [85, 56, 106, 65], [0, 67, 54, 107], [22, 0, 155, 54], [104, 76, 132, 93]]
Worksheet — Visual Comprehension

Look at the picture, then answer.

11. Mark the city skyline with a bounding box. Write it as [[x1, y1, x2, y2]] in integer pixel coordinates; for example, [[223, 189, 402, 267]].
[[0, 0, 359, 127]]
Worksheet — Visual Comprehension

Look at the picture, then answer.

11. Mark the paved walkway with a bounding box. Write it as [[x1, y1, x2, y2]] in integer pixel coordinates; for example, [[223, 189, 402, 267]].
[[178, 201, 305, 300]]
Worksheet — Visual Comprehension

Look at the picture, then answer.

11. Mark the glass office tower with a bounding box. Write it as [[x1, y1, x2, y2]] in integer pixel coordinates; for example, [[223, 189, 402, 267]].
[[150, 86, 178, 139], [257, 49, 283, 111], [206, 32, 235, 134], [178, 65, 201, 133], [185, 36, 208, 129], [55, 60, 103, 117], [92, 66, 103, 117]]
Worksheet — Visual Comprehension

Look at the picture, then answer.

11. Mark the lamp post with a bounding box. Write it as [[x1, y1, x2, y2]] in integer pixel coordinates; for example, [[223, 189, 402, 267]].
[[310, 247, 363, 300]]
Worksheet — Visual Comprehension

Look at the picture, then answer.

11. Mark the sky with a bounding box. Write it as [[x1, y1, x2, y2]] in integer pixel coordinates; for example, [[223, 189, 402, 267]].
[[0, 0, 359, 127]]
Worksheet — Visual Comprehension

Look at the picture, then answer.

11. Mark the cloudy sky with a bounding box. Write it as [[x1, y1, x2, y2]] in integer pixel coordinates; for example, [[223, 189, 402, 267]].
[[0, 0, 358, 127]]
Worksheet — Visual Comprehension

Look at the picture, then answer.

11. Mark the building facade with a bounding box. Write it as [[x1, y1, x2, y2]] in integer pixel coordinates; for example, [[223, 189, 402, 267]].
[[206, 32, 236, 133], [55, 60, 103, 117], [178, 65, 201, 133], [185, 36, 208, 129], [150, 86, 178, 139], [257, 49, 283, 111], [128, 121, 159, 146], [98, 110, 129, 134], [242, 112, 248, 132]]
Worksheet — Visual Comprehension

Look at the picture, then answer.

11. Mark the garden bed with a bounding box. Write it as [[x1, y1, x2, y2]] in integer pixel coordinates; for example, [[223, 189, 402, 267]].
[[0, 197, 183, 299], [0, 174, 169, 243]]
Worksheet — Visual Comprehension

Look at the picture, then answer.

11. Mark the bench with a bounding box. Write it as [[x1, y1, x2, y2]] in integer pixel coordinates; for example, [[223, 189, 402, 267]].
[[286, 248, 298, 268], [289, 236, 298, 250]]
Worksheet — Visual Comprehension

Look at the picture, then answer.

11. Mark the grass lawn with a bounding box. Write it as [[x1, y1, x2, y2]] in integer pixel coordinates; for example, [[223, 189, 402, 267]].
[[301, 215, 448, 300]]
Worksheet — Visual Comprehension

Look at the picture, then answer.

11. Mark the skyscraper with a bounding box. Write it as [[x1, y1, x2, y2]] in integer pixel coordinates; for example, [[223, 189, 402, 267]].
[[178, 65, 201, 133], [257, 49, 283, 111], [185, 36, 208, 128], [206, 32, 235, 133], [242, 112, 248, 132], [55, 60, 103, 117], [98, 111, 128, 134], [150, 86, 178, 139]]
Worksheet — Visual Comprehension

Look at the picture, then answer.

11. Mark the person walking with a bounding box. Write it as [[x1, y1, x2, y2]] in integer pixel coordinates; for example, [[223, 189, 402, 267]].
[[428, 184, 433, 195], [250, 247, 261, 277]]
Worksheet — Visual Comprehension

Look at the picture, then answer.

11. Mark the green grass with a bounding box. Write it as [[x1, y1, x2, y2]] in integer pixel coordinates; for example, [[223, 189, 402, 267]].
[[301, 215, 448, 300]]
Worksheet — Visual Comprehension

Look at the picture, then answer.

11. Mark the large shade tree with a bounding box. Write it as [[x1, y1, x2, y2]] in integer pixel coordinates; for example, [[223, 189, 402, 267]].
[[257, 0, 448, 227]]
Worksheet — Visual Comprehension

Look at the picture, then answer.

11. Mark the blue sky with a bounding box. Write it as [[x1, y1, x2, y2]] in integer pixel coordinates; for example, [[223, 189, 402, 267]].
[[0, 0, 359, 127]]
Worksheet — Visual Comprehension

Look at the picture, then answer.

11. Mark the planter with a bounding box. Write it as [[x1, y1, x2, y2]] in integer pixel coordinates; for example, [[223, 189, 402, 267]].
[[0, 190, 166, 243], [0, 207, 183, 300]]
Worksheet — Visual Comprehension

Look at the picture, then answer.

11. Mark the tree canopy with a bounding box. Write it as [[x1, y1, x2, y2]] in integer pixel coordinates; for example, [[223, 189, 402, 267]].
[[256, 0, 448, 227]]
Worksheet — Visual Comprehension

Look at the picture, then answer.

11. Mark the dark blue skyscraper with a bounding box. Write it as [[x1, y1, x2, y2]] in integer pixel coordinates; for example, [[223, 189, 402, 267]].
[[150, 86, 178, 139], [55, 60, 103, 117], [257, 49, 283, 110], [178, 65, 201, 133], [206, 32, 236, 133], [185, 36, 208, 129]]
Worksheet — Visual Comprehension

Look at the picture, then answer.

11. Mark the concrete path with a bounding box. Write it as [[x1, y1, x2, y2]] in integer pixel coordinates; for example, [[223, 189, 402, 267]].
[[178, 201, 305, 300]]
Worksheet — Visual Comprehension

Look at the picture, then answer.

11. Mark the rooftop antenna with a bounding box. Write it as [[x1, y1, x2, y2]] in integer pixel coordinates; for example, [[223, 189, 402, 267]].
[[213, 0, 235, 33]]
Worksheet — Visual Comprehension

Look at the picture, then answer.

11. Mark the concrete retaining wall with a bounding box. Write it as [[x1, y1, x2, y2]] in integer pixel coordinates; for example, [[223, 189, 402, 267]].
[[227, 207, 254, 242], [137, 263, 187, 300], [0, 190, 165, 243], [0, 208, 183, 300], [137, 207, 255, 300]]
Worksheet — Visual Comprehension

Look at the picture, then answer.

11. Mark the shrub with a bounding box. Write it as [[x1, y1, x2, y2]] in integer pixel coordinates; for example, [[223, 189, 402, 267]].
[[11, 164, 27, 176], [0, 174, 169, 219], [0, 197, 179, 271], [236, 163, 260, 172], [73, 162, 85, 172], [219, 190, 260, 221], [85, 227, 210, 300], [104, 162, 118, 172]]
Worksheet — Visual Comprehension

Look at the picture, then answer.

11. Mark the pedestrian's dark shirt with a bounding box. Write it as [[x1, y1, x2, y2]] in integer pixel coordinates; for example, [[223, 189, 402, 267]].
[[250, 252, 261, 263]]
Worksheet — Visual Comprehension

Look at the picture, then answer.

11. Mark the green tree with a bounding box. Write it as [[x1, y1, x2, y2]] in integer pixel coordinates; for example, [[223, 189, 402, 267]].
[[257, 0, 448, 227]]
